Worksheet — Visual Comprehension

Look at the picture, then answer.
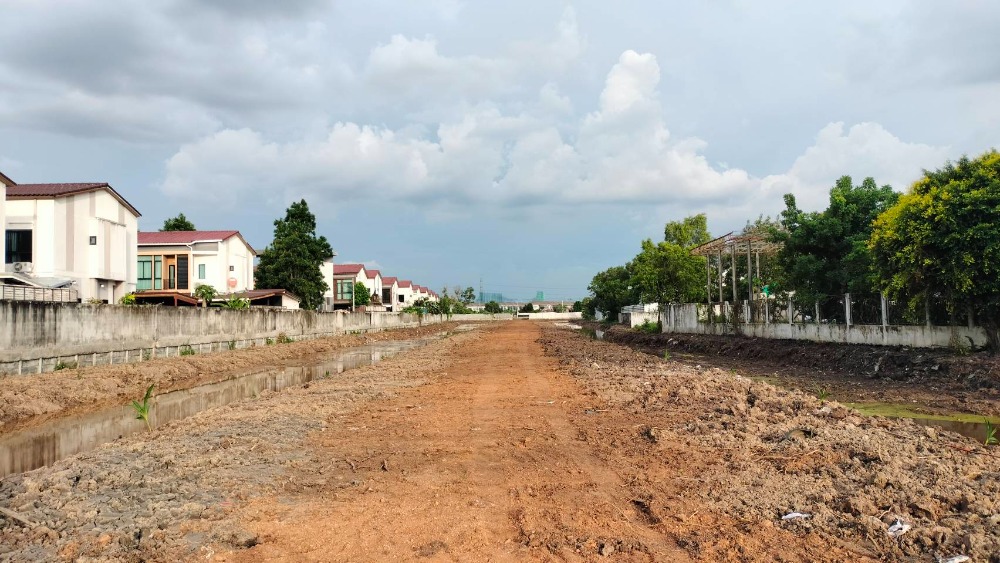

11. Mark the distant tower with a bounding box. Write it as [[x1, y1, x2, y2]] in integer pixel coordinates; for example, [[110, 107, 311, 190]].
[[535, 291, 544, 301]]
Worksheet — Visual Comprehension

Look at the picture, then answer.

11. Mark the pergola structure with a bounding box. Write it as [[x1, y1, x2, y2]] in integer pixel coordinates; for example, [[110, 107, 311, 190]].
[[690, 232, 783, 310]]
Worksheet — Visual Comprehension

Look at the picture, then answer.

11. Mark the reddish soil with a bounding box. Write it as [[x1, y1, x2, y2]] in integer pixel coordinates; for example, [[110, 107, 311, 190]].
[[2, 322, 997, 561]]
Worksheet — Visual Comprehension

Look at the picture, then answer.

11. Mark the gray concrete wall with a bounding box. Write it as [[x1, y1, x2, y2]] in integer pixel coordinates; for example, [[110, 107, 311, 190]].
[[0, 301, 444, 375], [659, 302, 987, 349], [449, 313, 515, 321]]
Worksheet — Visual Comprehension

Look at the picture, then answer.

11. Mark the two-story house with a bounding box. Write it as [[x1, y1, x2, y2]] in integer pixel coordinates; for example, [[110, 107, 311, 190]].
[[329, 263, 371, 310], [381, 276, 399, 311], [135, 230, 255, 299], [2, 178, 140, 302], [396, 279, 415, 308]]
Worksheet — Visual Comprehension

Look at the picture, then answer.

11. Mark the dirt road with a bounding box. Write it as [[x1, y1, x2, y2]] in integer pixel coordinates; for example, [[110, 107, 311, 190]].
[[2, 322, 996, 561], [220, 322, 875, 562]]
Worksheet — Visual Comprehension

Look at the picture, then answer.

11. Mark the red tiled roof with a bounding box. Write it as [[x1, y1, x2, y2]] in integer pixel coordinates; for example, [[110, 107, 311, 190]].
[[333, 263, 366, 275], [398, 280, 412, 288], [367, 269, 381, 278], [139, 230, 241, 245], [0, 170, 15, 187], [381, 276, 397, 286], [7, 182, 141, 217]]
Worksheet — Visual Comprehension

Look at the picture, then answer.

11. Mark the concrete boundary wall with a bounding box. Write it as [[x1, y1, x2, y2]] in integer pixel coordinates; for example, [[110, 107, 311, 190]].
[[0, 301, 444, 375], [449, 314, 515, 321], [659, 303, 988, 349]]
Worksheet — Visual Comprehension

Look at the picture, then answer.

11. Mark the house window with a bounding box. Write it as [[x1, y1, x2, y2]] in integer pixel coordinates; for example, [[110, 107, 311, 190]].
[[5, 230, 32, 264], [137, 257, 153, 291], [336, 279, 354, 300], [229, 265, 234, 272], [89, 236, 97, 245], [198, 264, 206, 280], [153, 257, 162, 290], [398, 294, 405, 303]]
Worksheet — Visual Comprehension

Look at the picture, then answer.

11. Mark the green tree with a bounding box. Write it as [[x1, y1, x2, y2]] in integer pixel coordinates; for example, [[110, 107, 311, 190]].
[[775, 176, 898, 304], [587, 265, 639, 322], [870, 150, 1000, 351], [553, 303, 567, 313], [571, 300, 583, 313], [353, 281, 371, 307], [484, 300, 502, 314], [631, 239, 707, 307], [520, 302, 535, 313], [460, 286, 476, 304], [194, 284, 217, 308], [664, 213, 711, 248], [161, 213, 196, 231], [254, 200, 333, 311]]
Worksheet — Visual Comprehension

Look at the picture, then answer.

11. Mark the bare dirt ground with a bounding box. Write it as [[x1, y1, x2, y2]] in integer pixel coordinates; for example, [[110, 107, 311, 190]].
[[600, 325, 1000, 417], [1, 322, 998, 561], [0, 322, 457, 433]]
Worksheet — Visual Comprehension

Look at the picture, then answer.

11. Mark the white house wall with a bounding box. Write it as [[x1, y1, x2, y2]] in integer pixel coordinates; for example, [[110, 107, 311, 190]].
[[5, 191, 137, 301]]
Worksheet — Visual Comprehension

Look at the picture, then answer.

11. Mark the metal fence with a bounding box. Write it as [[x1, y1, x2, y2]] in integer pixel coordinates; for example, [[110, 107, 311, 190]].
[[1, 284, 78, 303]]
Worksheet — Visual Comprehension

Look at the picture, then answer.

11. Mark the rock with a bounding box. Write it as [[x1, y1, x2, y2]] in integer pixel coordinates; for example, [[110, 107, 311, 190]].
[[599, 542, 615, 556]]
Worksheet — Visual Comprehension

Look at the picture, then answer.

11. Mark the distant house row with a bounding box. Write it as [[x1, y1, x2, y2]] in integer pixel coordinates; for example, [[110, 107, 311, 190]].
[[0, 171, 436, 311]]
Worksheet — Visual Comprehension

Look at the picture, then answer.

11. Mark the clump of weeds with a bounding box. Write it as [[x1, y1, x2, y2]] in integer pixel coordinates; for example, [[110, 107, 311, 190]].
[[277, 332, 294, 344], [227, 339, 237, 351], [131, 384, 155, 431], [54, 360, 77, 371], [265, 337, 275, 346], [180, 345, 196, 356], [816, 388, 830, 402]]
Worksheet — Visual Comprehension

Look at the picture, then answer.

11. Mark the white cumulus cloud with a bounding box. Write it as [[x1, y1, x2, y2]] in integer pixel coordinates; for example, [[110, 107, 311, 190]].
[[162, 49, 952, 225]]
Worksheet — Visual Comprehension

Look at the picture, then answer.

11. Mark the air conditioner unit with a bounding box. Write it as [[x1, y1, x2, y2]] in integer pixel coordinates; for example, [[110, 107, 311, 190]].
[[12, 262, 33, 273]]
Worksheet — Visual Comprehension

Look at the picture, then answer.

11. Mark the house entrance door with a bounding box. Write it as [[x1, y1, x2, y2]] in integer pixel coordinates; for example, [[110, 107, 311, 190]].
[[165, 256, 177, 290]]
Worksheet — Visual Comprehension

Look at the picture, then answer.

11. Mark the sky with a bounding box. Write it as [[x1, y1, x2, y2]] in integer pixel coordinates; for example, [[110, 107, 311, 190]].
[[1, 1, 998, 301]]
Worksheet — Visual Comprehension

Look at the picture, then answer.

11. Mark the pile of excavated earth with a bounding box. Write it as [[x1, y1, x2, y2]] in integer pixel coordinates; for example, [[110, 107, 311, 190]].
[[543, 326, 1000, 560], [0, 321, 997, 561]]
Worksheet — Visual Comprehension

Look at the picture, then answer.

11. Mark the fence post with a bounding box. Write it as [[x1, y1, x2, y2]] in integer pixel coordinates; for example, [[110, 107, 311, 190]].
[[925, 295, 931, 327], [844, 293, 852, 328], [814, 301, 820, 324], [787, 300, 793, 326], [881, 293, 888, 329], [764, 300, 770, 325]]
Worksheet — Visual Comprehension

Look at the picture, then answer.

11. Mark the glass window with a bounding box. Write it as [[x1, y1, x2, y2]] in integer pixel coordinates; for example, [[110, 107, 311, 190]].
[[5, 230, 32, 263], [198, 264, 206, 280], [336, 279, 354, 300], [137, 257, 153, 291], [153, 257, 162, 290]]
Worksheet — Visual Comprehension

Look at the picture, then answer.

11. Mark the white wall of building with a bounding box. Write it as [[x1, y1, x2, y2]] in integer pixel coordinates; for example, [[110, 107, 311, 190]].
[[189, 236, 255, 293], [5, 190, 138, 302]]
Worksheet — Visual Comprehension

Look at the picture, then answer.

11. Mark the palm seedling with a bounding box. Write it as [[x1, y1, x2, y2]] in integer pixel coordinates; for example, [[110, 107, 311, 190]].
[[985, 419, 997, 447]]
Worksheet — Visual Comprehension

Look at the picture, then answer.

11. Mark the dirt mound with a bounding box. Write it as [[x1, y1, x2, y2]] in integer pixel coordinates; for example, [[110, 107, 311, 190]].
[[541, 325, 1000, 561]]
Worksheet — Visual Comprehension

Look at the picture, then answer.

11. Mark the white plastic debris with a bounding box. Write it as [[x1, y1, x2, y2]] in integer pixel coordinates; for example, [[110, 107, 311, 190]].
[[781, 512, 811, 521], [937, 556, 970, 563], [887, 518, 911, 538]]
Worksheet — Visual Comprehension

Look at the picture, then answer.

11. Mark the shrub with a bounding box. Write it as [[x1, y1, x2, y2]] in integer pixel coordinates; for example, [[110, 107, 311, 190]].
[[227, 339, 237, 351], [180, 345, 196, 356], [54, 360, 77, 371], [635, 320, 661, 334], [119, 293, 136, 306], [276, 332, 294, 344]]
